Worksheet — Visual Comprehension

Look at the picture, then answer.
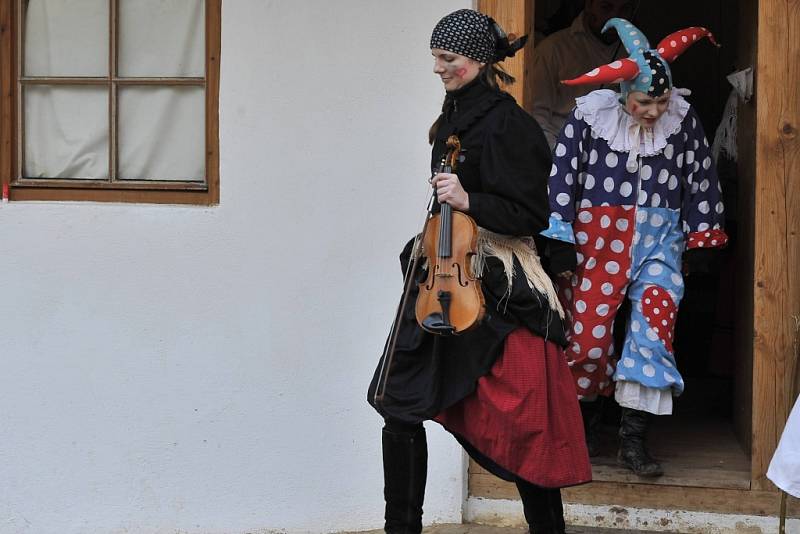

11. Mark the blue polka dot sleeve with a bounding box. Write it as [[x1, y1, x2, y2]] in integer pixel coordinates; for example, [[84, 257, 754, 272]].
[[679, 108, 729, 249], [540, 109, 585, 244]]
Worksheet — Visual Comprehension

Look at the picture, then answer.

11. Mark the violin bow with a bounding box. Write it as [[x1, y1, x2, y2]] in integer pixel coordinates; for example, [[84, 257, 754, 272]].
[[373, 136, 461, 406]]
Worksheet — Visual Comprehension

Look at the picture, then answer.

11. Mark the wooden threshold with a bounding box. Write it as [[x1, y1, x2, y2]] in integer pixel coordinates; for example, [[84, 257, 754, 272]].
[[471, 468, 796, 518], [468, 414, 797, 517], [589, 416, 750, 490]]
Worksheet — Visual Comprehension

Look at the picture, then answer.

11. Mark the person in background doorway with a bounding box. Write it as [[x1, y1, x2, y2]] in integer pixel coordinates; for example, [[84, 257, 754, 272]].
[[541, 18, 727, 477], [532, 0, 637, 147]]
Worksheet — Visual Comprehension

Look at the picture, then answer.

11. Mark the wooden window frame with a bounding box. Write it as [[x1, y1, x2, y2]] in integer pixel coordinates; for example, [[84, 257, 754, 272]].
[[0, 0, 220, 205]]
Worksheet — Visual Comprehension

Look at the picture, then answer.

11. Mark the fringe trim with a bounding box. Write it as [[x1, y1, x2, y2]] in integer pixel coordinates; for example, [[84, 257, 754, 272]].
[[412, 228, 565, 319], [472, 229, 565, 319]]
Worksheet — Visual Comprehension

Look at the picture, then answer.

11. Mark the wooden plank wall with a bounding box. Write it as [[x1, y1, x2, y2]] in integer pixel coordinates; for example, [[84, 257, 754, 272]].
[[752, 0, 800, 490], [477, 0, 534, 113]]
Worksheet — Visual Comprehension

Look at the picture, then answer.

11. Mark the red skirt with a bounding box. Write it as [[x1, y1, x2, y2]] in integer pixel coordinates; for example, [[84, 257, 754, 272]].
[[435, 328, 592, 488]]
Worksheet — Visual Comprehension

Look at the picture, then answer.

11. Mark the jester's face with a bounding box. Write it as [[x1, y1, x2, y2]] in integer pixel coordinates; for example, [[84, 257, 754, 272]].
[[625, 90, 671, 128]]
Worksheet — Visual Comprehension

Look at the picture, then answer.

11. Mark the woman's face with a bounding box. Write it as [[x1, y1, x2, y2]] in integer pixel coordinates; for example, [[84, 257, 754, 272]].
[[625, 91, 671, 128], [431, 48, 484, 92]]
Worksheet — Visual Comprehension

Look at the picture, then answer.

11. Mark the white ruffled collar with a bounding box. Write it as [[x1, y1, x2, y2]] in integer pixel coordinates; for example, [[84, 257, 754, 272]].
[[574, 89, 691, 171]]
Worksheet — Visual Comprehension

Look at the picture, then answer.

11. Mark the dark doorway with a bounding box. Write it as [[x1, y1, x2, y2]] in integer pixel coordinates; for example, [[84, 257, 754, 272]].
[[530, 0, 751, 489]]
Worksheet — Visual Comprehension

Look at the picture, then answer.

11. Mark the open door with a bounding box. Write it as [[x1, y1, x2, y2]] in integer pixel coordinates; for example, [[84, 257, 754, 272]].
[[472, 0, 800, 518]]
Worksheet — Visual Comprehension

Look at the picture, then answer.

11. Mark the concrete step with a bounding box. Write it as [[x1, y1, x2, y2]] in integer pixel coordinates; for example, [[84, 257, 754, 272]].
[[348, 525, 662, 534]]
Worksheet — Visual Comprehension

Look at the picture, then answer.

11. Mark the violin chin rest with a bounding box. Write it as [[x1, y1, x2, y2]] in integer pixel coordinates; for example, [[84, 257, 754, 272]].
[[421, 313, 456, 336]]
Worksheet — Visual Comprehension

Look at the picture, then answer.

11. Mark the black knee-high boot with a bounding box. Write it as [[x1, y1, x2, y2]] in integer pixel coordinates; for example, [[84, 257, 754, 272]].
[[579, 400, 602, 457], [617, 407, 663, 477], [382, 421, 427, 534], [515, 480, 566, 534]]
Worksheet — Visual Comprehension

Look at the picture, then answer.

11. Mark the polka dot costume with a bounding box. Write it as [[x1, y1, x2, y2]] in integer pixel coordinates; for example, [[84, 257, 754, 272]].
[[641, 285, 677, 353], [616, 208, 686, 393], [541, 94, 728, 400], [618, 283, 684, 392], [562, 206, 635, 397]]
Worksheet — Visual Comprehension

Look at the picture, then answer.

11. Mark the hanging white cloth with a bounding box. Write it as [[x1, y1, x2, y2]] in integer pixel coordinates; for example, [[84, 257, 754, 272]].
[[768, 394, 800, 498], [711, 67, 753, 163]]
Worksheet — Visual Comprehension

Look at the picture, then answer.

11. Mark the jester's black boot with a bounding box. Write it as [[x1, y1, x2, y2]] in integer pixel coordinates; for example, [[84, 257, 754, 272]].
[[579, 400, 602, 457], [382, 421, 427, 534], [515, 479, 566, 534], [617, 407, 663, 477]]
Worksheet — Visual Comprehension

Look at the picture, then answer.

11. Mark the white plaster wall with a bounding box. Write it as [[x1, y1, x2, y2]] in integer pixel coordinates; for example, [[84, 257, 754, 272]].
[[0, 1, 471, 533]]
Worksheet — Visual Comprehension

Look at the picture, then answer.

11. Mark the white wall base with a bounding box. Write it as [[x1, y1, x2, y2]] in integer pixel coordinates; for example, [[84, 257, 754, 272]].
[[465, 496, 800, 533]]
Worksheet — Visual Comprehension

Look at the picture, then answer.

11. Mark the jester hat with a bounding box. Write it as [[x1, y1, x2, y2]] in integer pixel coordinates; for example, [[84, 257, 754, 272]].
[[562, 18, 718, 99]]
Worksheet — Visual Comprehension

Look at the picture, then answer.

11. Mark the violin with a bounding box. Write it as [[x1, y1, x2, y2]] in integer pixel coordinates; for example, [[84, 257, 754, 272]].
[[415, 135, 485, 335], [372, 135, 484, 405]]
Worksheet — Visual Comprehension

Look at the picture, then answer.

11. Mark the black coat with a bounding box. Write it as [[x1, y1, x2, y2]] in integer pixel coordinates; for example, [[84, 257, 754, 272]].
[[368, 79, 572, 424]]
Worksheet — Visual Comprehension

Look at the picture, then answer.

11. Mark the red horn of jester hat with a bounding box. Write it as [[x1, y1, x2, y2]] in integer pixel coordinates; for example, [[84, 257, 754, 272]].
[[560, 57, 640, 87], [656, 27, 719, 62], [562, 18, 719, 99]]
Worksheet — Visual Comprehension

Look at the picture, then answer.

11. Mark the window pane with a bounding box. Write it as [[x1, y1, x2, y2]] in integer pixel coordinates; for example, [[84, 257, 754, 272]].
[[118, 87, 205, 182], [119, 0, 205, 77], [24, 0, 108, 77], [24, 86, 109, 180]]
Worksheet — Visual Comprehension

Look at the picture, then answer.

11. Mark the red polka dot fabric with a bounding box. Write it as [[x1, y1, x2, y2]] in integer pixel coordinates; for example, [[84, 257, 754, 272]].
[[656, 27, 718, 63], [640, 285, 677, 353], [565, 206, 635, 398], [561, 57, 640, 87], [686, 229, 728, 249]]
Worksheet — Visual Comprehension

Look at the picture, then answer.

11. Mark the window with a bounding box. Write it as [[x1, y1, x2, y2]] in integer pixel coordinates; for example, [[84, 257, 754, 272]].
[[1, 0, 220, 204]]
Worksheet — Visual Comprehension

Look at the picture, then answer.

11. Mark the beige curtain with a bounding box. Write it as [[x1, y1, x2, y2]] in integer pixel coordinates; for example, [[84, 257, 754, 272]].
[[23, 0, 205, 181]]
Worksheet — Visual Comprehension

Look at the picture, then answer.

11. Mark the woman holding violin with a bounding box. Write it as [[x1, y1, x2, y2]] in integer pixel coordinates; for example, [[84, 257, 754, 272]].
[[367, 9, 590, 534]]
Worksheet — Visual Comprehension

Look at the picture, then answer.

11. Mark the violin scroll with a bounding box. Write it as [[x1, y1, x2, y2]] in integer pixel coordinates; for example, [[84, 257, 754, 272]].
[[444, 135, 461, 171]]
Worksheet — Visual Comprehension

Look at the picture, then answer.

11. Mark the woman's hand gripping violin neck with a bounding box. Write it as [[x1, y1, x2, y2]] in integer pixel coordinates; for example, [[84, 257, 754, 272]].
[[431, 172, 470, 211]]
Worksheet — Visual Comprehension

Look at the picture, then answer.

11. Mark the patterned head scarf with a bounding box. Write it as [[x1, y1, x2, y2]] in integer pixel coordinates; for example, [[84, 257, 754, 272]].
[[430, 9, 528, 64], [562, 18, 718, 99]]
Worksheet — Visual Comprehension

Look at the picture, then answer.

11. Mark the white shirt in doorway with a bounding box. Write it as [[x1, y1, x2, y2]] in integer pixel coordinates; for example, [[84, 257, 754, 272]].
[[768, 394, 800, 498]]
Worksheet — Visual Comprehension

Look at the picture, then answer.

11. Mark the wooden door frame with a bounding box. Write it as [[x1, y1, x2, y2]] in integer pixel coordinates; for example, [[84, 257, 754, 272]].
[[476, 0, 535, 113], [751, 0, 800, 493], [478, 0, 800, 512]]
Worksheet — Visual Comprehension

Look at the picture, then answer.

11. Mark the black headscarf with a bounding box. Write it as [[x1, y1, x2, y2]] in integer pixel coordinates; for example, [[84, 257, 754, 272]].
[[430, 9, 528, 64]]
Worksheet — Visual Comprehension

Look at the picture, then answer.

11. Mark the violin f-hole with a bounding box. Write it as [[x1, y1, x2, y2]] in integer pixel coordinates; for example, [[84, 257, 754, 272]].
[[425, 264, 440, 290], [453, 262, 474, 287]]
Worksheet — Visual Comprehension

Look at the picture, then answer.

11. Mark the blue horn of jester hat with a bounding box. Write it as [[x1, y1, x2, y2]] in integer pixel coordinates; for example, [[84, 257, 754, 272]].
[[561, 18, 719, 99]]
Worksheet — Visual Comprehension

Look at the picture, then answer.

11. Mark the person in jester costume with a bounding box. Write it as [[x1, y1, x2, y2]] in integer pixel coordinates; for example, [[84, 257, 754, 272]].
[[541, 18, 727, 476]]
